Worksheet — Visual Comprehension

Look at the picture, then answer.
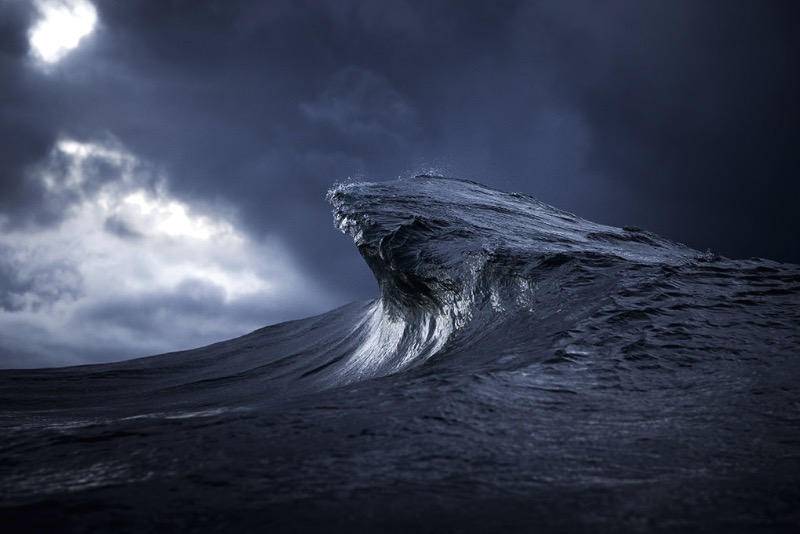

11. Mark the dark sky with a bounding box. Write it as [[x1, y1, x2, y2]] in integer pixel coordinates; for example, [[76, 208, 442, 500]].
[[1, 0, 798, 367]]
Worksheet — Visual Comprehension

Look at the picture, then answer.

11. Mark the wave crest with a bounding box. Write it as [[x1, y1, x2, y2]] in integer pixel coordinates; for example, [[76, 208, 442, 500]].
[[323, 175, 703, 382]]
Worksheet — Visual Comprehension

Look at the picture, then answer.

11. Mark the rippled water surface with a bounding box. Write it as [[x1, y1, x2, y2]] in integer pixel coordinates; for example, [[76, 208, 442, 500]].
[[2, 176, 799, 532]]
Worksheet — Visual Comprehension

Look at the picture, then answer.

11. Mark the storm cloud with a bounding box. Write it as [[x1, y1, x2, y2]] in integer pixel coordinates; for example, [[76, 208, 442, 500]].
[[0, 0, 797, 367]]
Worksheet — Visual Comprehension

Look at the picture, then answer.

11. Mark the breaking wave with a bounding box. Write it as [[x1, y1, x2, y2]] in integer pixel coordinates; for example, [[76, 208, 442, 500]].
[[321, 175, 704, 382]]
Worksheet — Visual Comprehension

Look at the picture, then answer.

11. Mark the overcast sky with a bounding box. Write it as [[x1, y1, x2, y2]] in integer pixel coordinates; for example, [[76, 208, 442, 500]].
[[1, 0, 797, 368]]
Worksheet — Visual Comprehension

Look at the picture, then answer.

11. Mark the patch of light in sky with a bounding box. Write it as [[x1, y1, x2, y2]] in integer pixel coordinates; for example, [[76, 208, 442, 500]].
[[0, 138, 336, 366], [43, 138, 278, 300], [119, 192, 235, 241], [29, 0, 98, 64]]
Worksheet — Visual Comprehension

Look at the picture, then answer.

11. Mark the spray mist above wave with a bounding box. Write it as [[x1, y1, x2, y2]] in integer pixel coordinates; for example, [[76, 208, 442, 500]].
[[322, 175, 711, 381]]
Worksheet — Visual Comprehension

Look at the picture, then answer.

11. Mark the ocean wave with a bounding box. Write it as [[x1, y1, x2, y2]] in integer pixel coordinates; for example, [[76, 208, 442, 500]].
[[321, 175, 710, 382]]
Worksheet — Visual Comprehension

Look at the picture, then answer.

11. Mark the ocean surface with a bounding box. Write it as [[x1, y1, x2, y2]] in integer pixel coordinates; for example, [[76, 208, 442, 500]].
[[2, 175, 799, 532]]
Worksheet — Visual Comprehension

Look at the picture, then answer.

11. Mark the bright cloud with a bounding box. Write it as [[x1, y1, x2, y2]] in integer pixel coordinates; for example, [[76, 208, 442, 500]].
[[29, 0, 98, 64], [0, 138, 336, 368]]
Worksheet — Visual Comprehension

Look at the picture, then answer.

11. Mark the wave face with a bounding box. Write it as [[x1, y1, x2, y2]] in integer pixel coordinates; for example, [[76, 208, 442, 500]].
[[2, 176, 800, 532]]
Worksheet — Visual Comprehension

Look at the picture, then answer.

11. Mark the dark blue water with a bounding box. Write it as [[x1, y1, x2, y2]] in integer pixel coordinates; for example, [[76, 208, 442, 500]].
[[2, 176, 799, 532]]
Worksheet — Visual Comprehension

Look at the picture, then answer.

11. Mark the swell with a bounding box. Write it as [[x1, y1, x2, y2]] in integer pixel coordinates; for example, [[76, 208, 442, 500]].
[[1, 175, 780, 410]]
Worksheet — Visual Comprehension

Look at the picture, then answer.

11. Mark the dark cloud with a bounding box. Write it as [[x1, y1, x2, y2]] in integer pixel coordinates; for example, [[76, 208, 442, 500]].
[[300, 66, 419, 149], [0, 0, 57, 223], [0, 1, 32, 57], [77, 278, 228, 335], [103, 215, 144, 240], [507, 0, 800, 259], [63, 277, 322, 362], [0, 245, 84, 312]]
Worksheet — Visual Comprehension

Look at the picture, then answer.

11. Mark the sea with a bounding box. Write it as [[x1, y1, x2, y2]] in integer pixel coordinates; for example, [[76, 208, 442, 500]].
[[2, 175, 799, 532]]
